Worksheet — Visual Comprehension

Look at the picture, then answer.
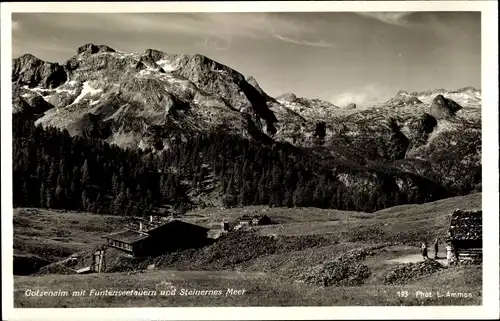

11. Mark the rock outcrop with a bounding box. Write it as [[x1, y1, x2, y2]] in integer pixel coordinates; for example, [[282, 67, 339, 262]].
[[246, 76, 277, 103], [175, 54, 278, 134], [276, 92, 297, 102], [12, 54, 67, 89], [76, 43, 116, 56], [429, 94, 462, 119]]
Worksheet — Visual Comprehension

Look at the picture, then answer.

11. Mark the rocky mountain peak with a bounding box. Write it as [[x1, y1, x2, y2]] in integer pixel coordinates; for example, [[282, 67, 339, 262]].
[[276, 93, 297, 102], [385, 92, 422, 107], [15, 53, 42, 64], [141, 48, 170, 63], [76, 43, 116, 56], [175, 53, 277, 130], [13, 53, 67, 89], [246, 76, 261, 91], [449, 86, 481, 97], [410, 88, 447, 97], [246, 76, 277, 103]]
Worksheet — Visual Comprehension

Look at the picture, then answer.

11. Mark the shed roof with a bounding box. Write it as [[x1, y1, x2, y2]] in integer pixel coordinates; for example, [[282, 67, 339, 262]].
[[449, 209, 482, 241], [146, 219, 210, 234], [102, 230, 150, 244]]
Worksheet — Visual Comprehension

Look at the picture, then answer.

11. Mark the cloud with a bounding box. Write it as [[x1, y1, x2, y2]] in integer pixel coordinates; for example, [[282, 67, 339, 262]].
[[265, 14, 334, 48], [13, 12, 331, 57], [330, 84, 400, 108], [198, 36, 231, 51], [13, 12, 335, 60], [272, 33, 334, 48], [16, 13, 311, 42], [356, 12, 412, 26]]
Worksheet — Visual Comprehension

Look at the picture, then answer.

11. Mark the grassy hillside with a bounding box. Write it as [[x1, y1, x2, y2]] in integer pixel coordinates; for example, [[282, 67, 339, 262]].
[[188, 193, 481, 245], [14, 208, 129, 262], [14, 193, 480, 263], [12, 193, 482, 307], [14, 266, 481, 307]]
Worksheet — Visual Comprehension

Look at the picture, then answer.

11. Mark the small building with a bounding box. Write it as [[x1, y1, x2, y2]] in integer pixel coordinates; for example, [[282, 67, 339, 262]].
[[235, 214, 272, 228], [102, 219, 210, 257], [252, 214, 272, 226], [102, 230, 150, 257], [220, 219, 240, 232], [447, 209, 482, 264], [239, 214, 253, 226]]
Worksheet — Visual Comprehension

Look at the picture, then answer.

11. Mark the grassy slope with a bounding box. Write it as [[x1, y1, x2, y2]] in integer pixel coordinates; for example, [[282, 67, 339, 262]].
[[13, 208, 129, 262], [237, 193, 481, 280], [254, 193, 481, 245], [15, 192, 480, 267], [14, 192, 481, 255], [14, 266, 481, 307], [12, 193, 482, 307]]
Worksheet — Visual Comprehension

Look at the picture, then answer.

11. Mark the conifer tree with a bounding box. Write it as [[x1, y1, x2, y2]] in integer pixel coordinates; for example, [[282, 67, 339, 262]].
[[39, 183, 46, 208]]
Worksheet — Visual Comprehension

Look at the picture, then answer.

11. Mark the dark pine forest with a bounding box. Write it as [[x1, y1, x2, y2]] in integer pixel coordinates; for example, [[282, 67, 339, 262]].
[[13, 115, 451, 216]]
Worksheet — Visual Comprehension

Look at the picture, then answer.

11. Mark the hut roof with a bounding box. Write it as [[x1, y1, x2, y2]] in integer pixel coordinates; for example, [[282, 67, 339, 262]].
[[146, 219, 210, 234], [102, 230, 150, 244], [239, 214, 253, 221], [449, 209, 482, 241]]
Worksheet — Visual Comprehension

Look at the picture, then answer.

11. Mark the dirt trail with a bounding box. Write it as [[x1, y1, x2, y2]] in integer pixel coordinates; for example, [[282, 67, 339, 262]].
[[386, 252, 448, 266]]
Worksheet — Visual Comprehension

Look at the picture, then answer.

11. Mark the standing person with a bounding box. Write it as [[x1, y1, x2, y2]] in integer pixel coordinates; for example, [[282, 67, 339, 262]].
[[446, 243, 453, 266], [433, 238, 439, 259], [421, 242, 428, 260]]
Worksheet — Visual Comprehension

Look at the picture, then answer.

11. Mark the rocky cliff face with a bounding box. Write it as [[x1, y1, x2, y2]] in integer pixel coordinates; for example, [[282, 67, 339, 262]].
[[175, 54, 278, 133], [13, 54, 67, 89], [246, 76, 277, 104]]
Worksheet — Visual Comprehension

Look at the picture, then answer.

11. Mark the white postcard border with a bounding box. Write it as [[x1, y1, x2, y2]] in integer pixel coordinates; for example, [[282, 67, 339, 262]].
[[1, 1, 498, 320]]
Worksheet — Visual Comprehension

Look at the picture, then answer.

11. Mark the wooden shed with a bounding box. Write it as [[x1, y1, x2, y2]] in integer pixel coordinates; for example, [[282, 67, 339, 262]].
[[252, 214, 272, 226], [447, 209, 482, 264], [238, 214, 272, 226]]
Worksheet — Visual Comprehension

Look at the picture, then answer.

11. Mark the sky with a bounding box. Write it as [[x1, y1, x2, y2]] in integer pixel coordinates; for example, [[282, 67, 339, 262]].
[[11, 12, 481, 107]]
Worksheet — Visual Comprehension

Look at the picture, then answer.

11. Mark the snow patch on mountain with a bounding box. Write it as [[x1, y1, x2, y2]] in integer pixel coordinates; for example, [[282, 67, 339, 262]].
[[24, 87, 54, 102], [414, 88, 481, 108], [276, 95, 341, 122], [156, 58, 179, 72], [72, 81, 103, 105], [67, 80, 79, 86]]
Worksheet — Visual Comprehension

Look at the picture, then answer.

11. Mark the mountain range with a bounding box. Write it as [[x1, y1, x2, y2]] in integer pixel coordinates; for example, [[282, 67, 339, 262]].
[[11, 43, 482, 209]]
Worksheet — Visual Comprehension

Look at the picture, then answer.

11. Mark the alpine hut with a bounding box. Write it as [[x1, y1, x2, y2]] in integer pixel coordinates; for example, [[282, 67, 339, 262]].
[[102, 219, 210, 257], [447, 209, 482, 264]]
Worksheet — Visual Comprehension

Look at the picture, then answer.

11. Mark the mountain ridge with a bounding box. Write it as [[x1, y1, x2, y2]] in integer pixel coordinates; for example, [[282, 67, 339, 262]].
[[12, 44, 482, 205]]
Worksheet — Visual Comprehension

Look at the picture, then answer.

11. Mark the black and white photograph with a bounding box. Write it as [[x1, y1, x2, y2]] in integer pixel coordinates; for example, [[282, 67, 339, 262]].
[[1, 1, 498, 320]]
